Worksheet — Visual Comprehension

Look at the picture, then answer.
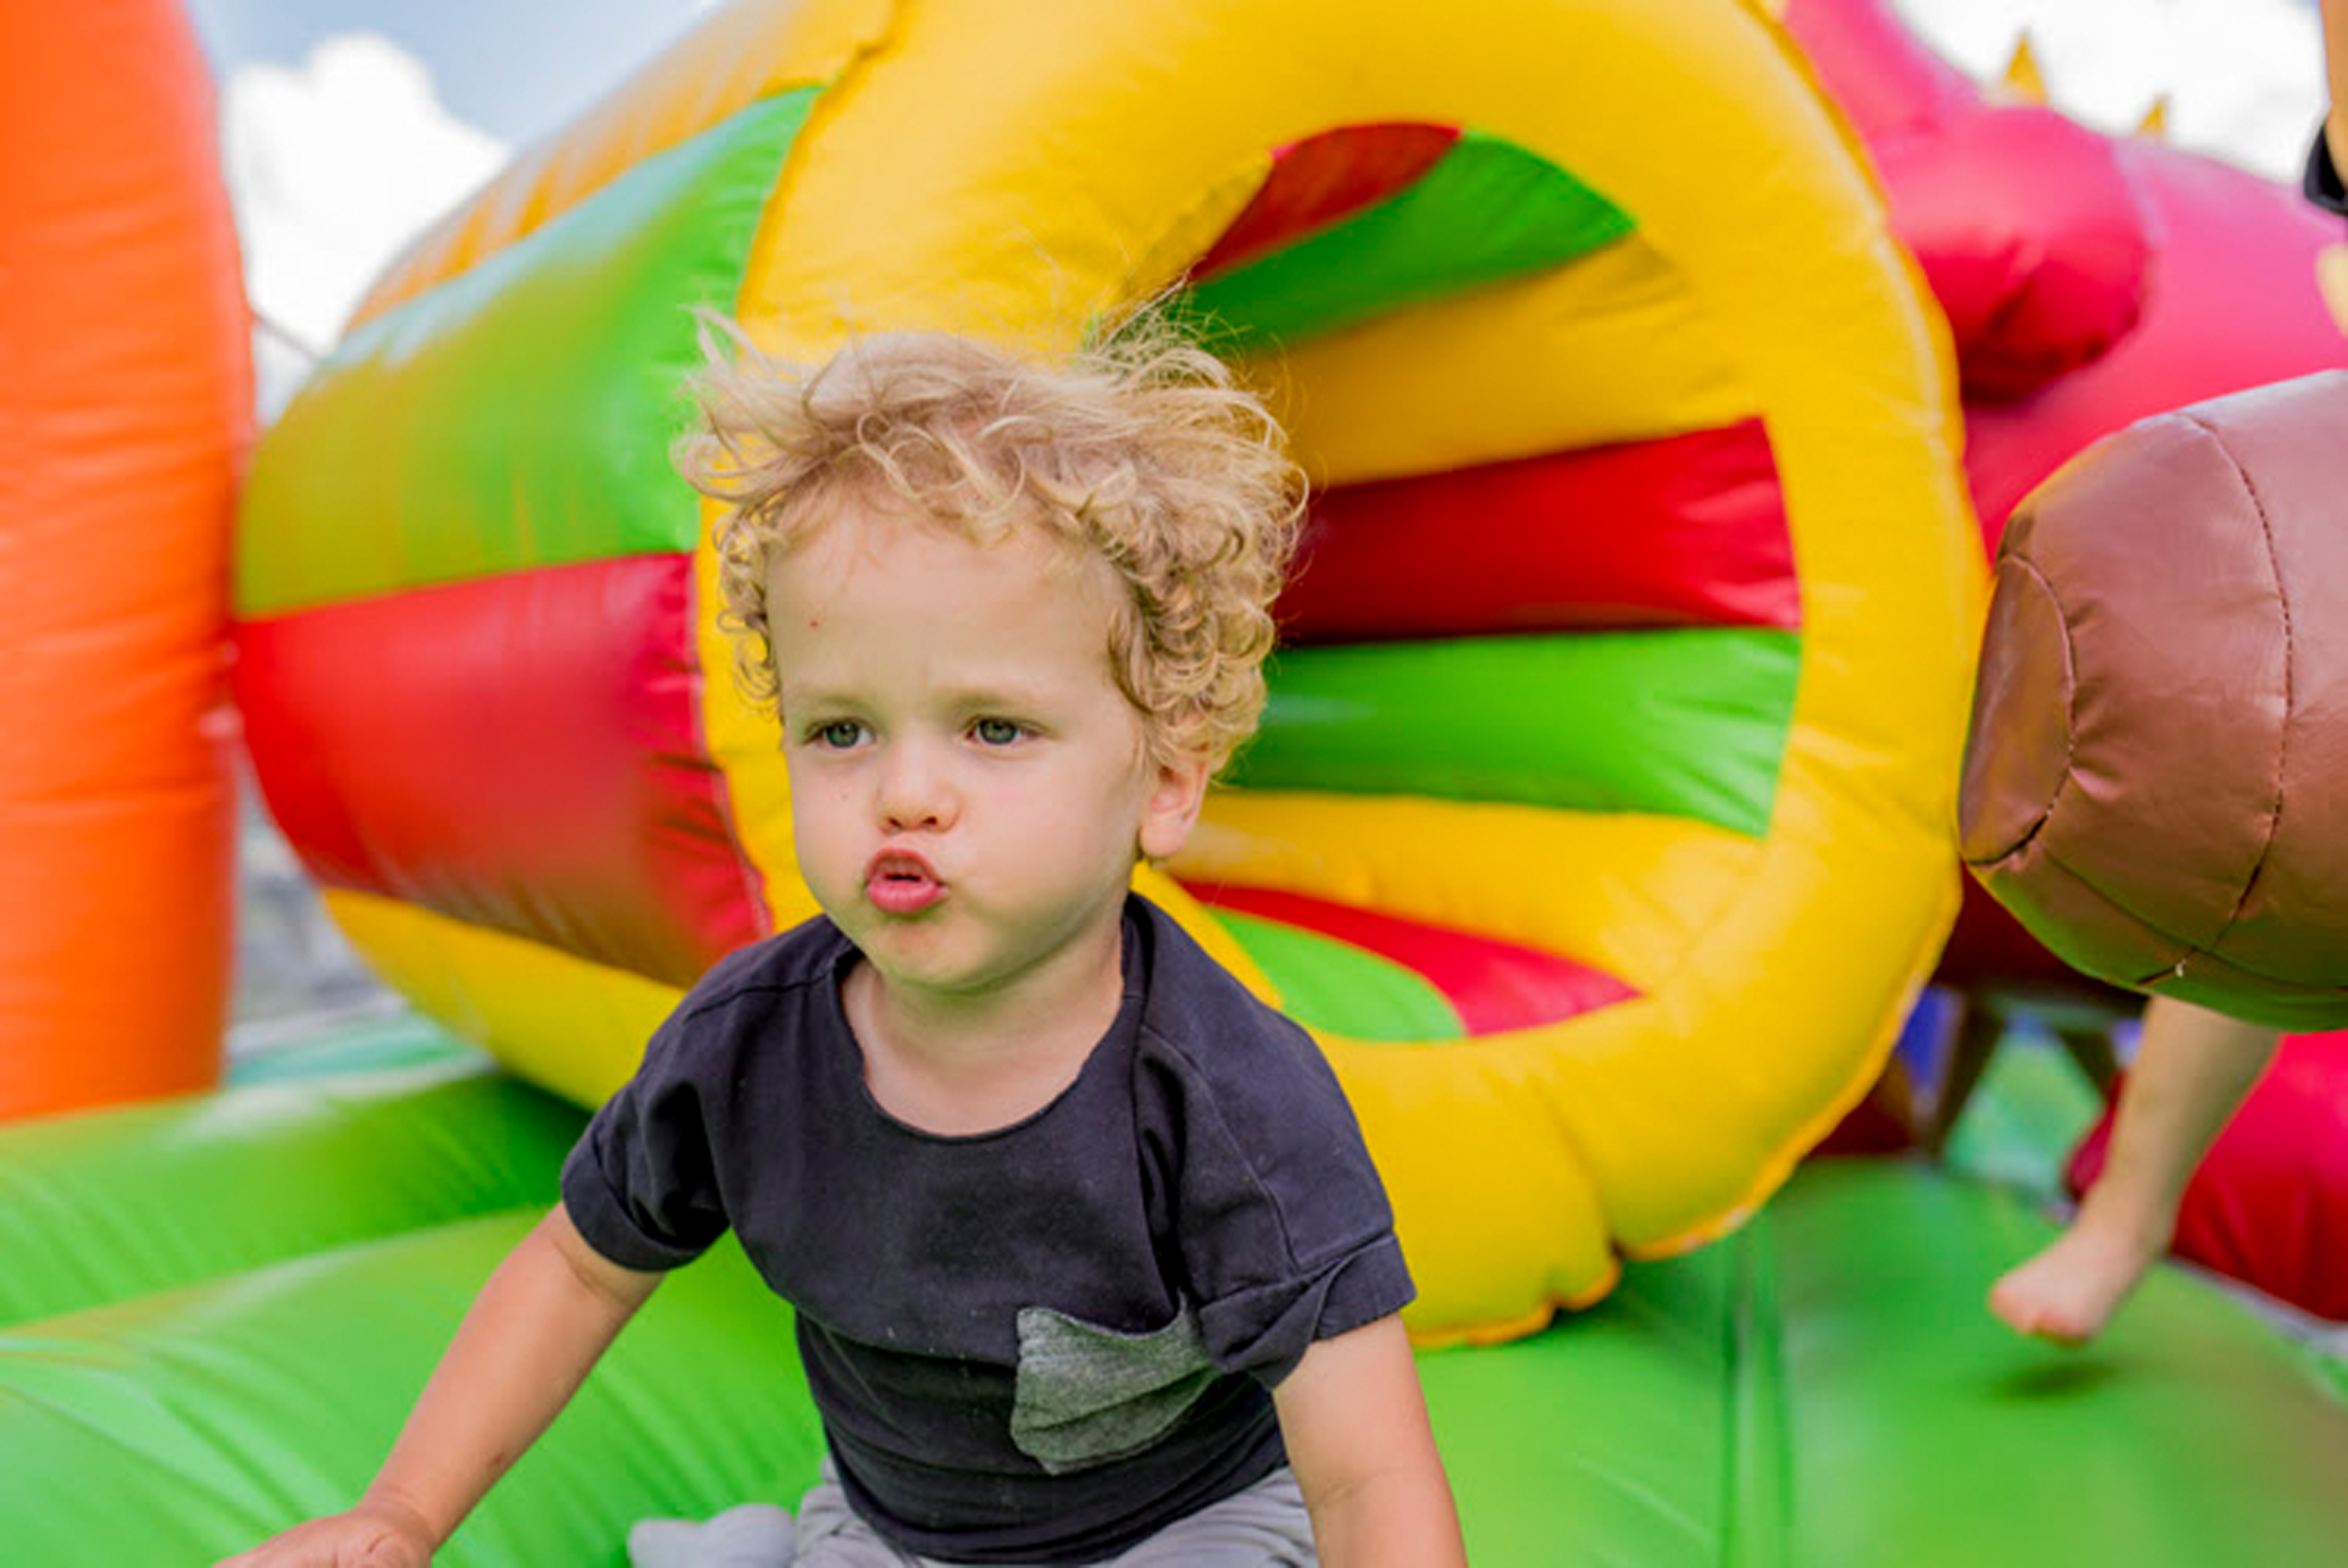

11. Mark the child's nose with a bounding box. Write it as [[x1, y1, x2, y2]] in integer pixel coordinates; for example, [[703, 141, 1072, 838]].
[[875, 746, 954, 832]]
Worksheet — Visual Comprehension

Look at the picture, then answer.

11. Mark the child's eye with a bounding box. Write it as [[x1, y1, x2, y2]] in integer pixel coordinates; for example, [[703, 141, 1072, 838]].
[[812, 720, 867, 750], [971, 717, 1025, 746]]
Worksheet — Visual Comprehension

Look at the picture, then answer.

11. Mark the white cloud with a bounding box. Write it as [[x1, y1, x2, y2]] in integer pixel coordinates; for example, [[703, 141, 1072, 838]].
[[222, 34, 508, 415], [1892, 0, 2326, 181]]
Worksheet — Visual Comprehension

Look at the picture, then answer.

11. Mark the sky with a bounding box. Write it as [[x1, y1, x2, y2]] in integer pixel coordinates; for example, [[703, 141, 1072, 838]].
[[185, 0, 716, 409], [1893, 0, 2326, 174], [185, 0, 2331, 415]]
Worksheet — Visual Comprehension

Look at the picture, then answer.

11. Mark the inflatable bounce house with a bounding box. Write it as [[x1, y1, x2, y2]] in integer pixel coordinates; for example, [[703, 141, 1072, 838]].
[[5, 0, 2348, 1562]]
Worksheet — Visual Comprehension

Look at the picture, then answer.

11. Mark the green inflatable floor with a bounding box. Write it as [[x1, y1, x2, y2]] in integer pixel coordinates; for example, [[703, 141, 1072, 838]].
[[3, 1030, 2346, 1565]]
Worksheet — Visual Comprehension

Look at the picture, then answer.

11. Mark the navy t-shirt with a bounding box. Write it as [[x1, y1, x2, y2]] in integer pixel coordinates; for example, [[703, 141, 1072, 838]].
[[562, 894, 1413, 1564]]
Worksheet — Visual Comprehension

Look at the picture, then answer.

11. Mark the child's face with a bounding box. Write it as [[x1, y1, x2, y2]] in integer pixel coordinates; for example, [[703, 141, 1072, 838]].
[[767, 493, 1208, 1008]]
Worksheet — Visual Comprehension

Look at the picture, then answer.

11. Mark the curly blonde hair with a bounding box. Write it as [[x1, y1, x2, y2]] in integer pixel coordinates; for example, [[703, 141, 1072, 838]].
[[674, 311, 1304, 775]]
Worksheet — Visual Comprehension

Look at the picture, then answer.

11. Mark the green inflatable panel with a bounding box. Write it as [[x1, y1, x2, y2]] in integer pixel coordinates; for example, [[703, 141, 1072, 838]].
[[1238, 628, 1799, 835], [1214, 909, 1468, 1042], [1181, 128, 1632, 352], [0, 1214, 814, 1567], [236, 88, 816, 616], [6, 1104, 2348, 1566], [0, 1057, 582, 1325], [1756, 1161, 2348, 1567]]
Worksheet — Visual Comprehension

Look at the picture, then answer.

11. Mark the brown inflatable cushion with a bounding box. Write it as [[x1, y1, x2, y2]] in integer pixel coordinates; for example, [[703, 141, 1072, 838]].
[[1960, 371, 2348, 1029]]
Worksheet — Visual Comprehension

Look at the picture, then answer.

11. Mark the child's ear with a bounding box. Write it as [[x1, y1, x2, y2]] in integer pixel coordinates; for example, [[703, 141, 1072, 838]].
[[1137, 753, 1212, 863]]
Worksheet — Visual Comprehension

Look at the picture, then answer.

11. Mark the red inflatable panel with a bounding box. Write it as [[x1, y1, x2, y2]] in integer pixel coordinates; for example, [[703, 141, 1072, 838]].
[[1277, 418, 1795, 642], [1877, 105, 2152, 402], [1189, 883, 1637, 1034], [237, 556, 765, 986], [1962, 145, 2348, 545], [2068, 1032, 2348, 1322], [1784, 1, 2154, 404]]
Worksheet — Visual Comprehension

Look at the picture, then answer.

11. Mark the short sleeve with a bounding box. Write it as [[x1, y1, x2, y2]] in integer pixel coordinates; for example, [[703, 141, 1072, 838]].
[[2307, 124, 2347, 217], [1193, 1228, 1414, 1390], [1145, 1010, 1415, 1390], [560, 1009, 733, 1271]]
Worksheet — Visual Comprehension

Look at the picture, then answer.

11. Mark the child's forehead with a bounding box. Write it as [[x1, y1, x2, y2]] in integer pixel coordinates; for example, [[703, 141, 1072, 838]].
[[779, 483, 1100, 582], [763, 489, 1134, 703]]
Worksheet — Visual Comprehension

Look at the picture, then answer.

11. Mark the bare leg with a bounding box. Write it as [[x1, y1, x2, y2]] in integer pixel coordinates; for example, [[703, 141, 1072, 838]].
[[1988, 996, 2280, 1345]]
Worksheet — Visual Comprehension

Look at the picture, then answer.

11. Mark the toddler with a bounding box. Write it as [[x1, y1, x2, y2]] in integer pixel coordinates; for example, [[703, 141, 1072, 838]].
[[218, 315, 1464, 1566]]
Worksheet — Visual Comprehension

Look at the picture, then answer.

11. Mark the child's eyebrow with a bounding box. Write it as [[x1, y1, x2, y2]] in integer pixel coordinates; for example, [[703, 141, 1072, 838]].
[[776, 677, 1062, 714], [772, 677, 859, 713], [929, 674, 1071, 713]]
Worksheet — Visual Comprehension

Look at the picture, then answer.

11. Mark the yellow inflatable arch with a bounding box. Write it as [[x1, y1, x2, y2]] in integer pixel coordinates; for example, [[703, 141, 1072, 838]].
[[239, 0, 1980, 1344]]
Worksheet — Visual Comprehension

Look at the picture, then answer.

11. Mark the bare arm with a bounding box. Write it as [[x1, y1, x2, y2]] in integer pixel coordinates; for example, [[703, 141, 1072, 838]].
[[2324, 0, 2348, 160], [1273, 1316, 1466, 1568], [2317, 0, 2348, 337], [217, 1203, 663, 1566]]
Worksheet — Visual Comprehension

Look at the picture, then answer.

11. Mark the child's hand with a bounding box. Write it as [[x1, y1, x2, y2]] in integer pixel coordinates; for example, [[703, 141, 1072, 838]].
[[213, 1499, 437, 1568], [2319, 243, 2348, 337]]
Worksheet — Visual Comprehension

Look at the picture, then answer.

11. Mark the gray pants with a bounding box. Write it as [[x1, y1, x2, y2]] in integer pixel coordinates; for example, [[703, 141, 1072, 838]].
[[629, 1460, 1317, 1567]]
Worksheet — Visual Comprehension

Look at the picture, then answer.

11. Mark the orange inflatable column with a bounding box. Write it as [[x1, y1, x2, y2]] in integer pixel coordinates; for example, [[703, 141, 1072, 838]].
[[0, 0, 249, 1117]]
